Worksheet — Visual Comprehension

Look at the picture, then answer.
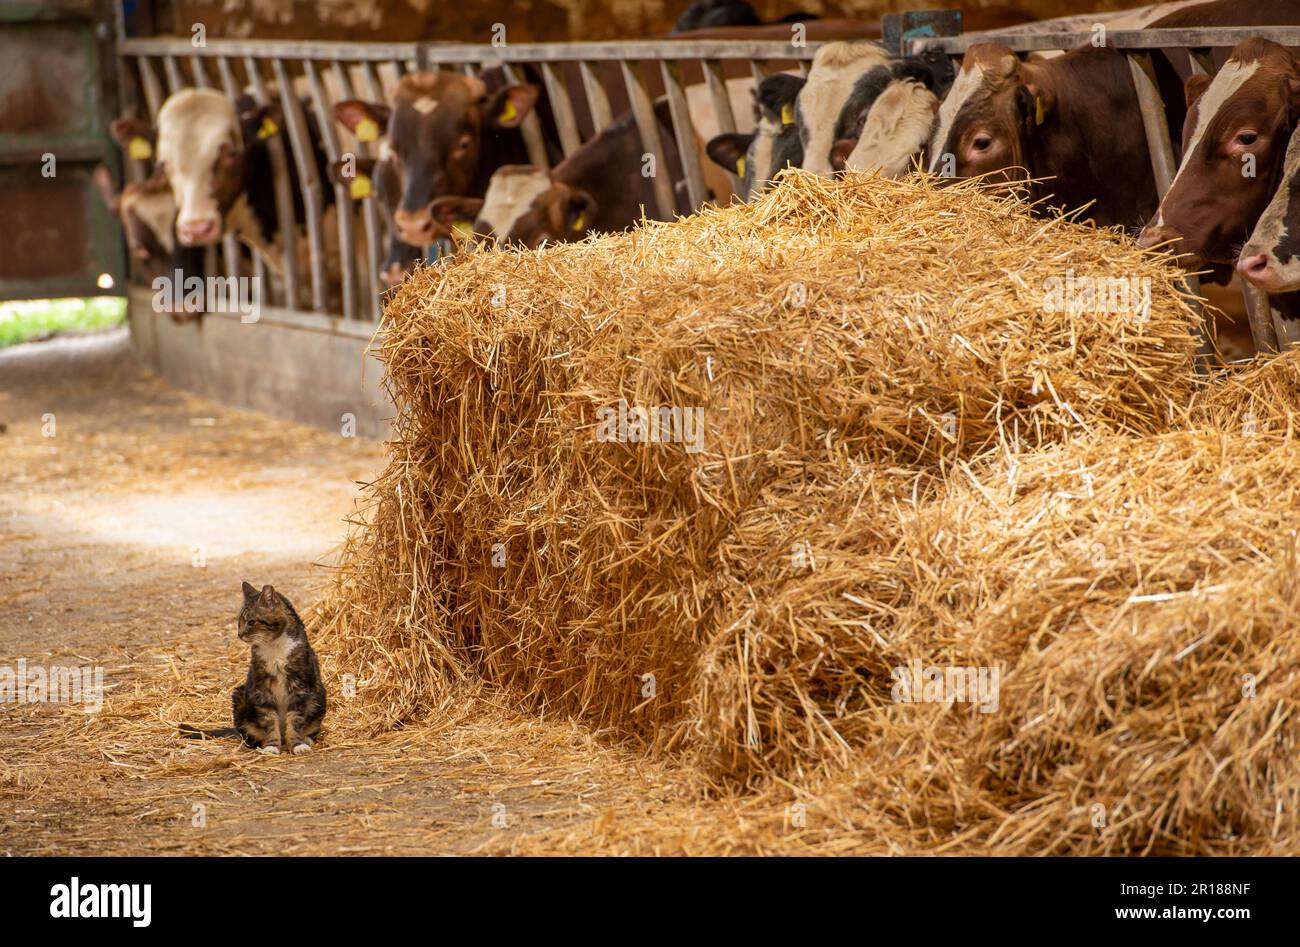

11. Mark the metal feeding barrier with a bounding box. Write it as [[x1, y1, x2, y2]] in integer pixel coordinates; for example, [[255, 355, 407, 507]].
[[115, 36, 823, 322], [914, 26, 1300, 357]]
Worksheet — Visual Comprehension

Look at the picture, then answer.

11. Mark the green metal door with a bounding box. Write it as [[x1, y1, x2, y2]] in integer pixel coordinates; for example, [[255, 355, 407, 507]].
[[0, 0, 123, 300]]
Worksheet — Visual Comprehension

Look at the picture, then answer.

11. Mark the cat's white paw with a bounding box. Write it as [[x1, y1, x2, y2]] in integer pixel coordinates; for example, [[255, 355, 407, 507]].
[[258, 745, 281, 755], [292, 742, 312, 754]]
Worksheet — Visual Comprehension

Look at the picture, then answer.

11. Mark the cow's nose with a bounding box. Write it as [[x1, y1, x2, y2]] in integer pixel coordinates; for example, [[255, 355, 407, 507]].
[[178, 218, 220, 246], [1237, 253, 1279, 290], [393, 209, 436, 246], [1136, 224, 1181, 251]]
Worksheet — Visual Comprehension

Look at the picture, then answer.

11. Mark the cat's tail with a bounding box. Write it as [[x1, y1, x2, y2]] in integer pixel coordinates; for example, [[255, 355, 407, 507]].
[[178, 723, 241, 739]]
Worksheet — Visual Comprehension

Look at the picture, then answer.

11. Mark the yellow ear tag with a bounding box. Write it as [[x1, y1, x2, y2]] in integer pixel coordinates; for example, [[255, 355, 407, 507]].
[[349, 174, 372, 200], [571, 212, 586, 231], [355, 116, 379, 142], [1035, 96, 1045, 126], [128, 136, 152, 160], [781, 102, 795, 126], [499, 100, 519, 123], [451, 220, 474, 241], [736, 156, 746, 177], [257, 116, 278, 139]]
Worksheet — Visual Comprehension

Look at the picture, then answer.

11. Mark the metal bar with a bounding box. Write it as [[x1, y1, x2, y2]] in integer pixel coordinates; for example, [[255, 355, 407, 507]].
[[190, 56, 211, 89], [703, 59, 742, 195], [540, 61, 582, 157], [305, 59, 357, 319], [272, 57, 328, 311], [137, 56, 165, 117], [1128, 50, 1213, 368], [910, 27, 1300, 56], [578, 60, 613, 132], [1128, 52, 1177, 197], [213, 56, 242, 283], [619, 59, 675, 220], [1188, 47, 1216, 76], [660, 60, 708, 210], [1242, 283, 1280, 355], [120, 38, 824, 62], [335, 60, 383, 321], [245, 56, 299, 308], [162, 54, 183, 93], [500, 62, 549, 167]]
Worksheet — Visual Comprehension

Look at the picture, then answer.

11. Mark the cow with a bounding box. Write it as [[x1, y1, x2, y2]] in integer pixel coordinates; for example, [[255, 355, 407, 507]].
[[329, 70, 545, 254], [706, 74, 806, 199], [797, 41, 895, 176], [1236, 124, 1300, 319], [426, 101, 693, 249], [92, 164, 175, 270], [828, 50, 955, 176], [1137, 39, 1300, 284], [926, 42, 1183, 229]]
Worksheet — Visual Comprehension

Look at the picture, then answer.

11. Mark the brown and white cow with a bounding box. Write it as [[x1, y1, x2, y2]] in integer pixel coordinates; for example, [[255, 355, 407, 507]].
[[427, 102, 693, 249], [797, 41, 894, 176], [1137, 39, 1300, 282], [706, 73, 806, 199], [93, 164, 175, 268], [828, 50, 954, 177], [331, 70, 543, 252], [1236, 123, 1300, 318], [926, 42, 1180, 229]]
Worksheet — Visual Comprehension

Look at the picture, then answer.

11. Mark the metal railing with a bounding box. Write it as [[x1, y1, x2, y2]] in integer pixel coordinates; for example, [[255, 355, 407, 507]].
[[912, 26, 1300, 355], [117, 37, 824, 322]]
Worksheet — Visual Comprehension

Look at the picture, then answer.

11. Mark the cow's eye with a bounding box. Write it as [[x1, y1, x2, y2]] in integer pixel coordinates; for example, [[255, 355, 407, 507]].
[[455, 133, 472, 153], [1235, 131, 1258, 147], [972, 135, 993, 152]]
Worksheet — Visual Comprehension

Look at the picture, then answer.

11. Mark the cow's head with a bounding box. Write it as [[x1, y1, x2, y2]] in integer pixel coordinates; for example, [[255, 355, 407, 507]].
[[429, 165, 596, 250], [926, 44, 1041, 183], [332, 71, 538, 248], [1138, 39, 1300, 280], [113, 89, 281, 247], [706, 73, 805, 198], [93, 164, 176, 264], [328, 150, 418, 289], [797, 41, 893, 176], [830, 55, 952, 176], [1238, 122, 1300, 293]]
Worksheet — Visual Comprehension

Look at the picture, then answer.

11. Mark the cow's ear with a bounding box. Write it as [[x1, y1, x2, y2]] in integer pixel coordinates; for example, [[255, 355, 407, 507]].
[[429, 196, 485, 240], [486, 84, 539, 128], [1184, 73, 1213, 108], [564, 188, 598, 234], [334, 100, 390, 142], [706, 132, 754, 176], [328, 156, 378, 199], [830, 137, 857, 173], [1015, 83, 1051, 133], [92, 164, 121, 213], [110, 117, 157, 160], [237, 102, 282, 146]]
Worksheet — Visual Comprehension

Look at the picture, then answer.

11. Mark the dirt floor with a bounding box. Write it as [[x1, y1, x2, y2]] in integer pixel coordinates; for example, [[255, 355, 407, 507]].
[[0, 328, 780, 856]]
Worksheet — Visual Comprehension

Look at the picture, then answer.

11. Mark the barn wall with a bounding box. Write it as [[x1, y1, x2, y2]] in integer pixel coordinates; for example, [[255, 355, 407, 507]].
[[128, 289, 392, 439], [165, 0, 1144, 42]]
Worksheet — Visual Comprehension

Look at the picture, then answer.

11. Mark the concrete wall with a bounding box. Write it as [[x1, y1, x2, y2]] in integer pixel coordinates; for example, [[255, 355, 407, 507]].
[[128, 287, 392, 439]]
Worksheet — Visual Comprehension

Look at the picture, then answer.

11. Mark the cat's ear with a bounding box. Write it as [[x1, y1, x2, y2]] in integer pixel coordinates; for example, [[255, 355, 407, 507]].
[[259, 584, 277, 603], [241, 581, 257, 602]]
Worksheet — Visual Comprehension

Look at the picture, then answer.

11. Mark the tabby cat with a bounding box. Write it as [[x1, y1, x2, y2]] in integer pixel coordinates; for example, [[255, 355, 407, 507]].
[[180, 582, 327, 754]]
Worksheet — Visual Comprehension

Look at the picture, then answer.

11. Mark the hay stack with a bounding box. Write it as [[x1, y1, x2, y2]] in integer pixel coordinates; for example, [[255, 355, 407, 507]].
[[316, 169, 1202, 772]]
